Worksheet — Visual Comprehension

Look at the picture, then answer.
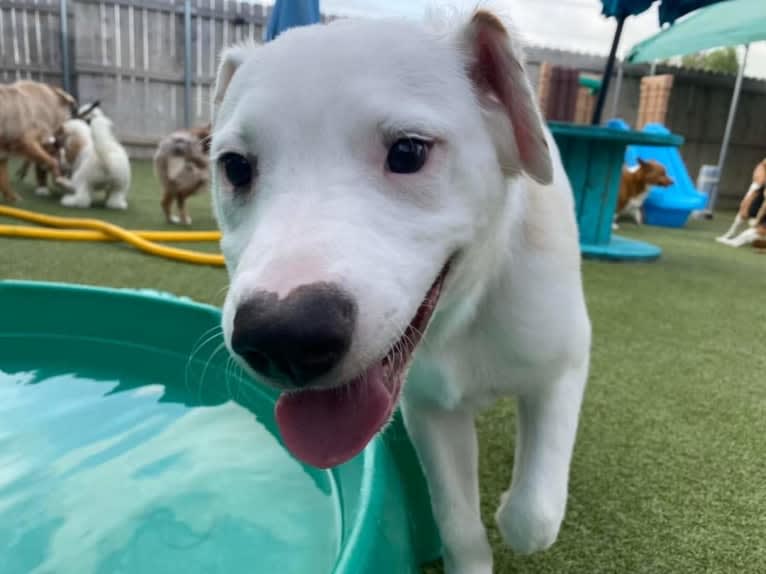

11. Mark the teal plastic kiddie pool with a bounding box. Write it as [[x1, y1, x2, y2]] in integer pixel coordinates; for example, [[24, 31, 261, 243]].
[[0, 281, 439, 574]]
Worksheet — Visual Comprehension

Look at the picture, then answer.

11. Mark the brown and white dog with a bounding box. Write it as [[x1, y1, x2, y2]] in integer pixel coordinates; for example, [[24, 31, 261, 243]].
[[614, 158, 673, 228], [154, 124, 211, 224], [15, 134, 65, 195], [716, 159, 766, 248], [0, 80, 76, 202]]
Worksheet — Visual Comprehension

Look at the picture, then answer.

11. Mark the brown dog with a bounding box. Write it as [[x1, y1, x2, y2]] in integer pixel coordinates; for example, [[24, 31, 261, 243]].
[[0, 80, 75, 202], [614, 158, 673, 227], [15, 101, 100, 195], [716, 158, 766, 247], [154, 125, 210, 225]]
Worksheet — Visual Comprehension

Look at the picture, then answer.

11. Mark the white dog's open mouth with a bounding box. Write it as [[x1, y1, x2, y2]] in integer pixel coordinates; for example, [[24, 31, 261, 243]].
[[275, 263, 450, 468]]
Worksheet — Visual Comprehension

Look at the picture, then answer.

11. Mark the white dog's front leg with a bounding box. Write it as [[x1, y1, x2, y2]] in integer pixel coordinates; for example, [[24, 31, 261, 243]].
[[717, 214, 744, 242], [495, 358, 588, 555], [401, 400, 492, 574], [59, 175, 92, 208], [722, 227, 759, 247]]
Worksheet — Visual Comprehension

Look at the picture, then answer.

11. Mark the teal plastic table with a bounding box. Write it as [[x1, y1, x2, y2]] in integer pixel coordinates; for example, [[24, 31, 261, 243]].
[[549, 122, 684, 261]]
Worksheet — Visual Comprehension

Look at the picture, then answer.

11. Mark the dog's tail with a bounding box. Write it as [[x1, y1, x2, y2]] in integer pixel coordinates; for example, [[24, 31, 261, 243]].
[[89, 113, 122, 166], [89, 113, 130, 190]]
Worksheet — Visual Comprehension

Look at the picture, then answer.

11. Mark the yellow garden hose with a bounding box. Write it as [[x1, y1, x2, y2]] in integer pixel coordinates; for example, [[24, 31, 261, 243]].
[[0, 205, 225, 267], [0, 226, 220, 242]]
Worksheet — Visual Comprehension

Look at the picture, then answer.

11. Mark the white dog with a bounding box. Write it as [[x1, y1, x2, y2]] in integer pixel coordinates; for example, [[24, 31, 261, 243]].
[[212, 9, 590, 574], [57, 108, 131, 209]]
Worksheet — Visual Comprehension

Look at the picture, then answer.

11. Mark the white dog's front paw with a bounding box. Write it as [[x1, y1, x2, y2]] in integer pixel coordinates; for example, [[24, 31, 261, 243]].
[[34, 186, 51, 197], [716, 237, 737, 247], [55, 176, 74, 191], [495, 488, 564, 555], [168, 214, 181, 224], [61, 194, 91, 208], [106, 197, 128, 210], [441, 530, 493, 574], [748, 218, 758, 228]]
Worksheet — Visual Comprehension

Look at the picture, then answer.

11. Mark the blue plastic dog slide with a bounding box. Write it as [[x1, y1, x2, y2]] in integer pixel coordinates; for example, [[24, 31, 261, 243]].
[[607, 119, 707, 228]]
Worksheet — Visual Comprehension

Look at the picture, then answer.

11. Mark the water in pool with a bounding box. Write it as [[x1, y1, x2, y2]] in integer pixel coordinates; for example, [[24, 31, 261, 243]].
[[0, 367, 340, 574]]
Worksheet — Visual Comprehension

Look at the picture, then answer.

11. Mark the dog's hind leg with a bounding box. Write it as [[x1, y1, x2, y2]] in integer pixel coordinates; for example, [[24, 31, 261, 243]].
[[15, 160, 31, 182], [0, 160, 20, 202], [401, 400, 492, 574], [495, 358, 588, 555], [161, 192, 179, 224], [176, 194, 192, 225], [105, 188, 128, 210], [34, 164, 50, 196]]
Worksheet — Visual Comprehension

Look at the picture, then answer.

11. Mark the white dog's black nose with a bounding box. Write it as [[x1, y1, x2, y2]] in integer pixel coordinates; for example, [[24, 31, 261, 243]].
[[231, 283, 356, 387]]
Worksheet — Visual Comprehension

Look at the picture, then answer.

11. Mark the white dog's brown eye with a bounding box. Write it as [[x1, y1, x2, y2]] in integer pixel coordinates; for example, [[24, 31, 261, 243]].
[[220, 152, 254, 190], [386, 138, 430, 174]]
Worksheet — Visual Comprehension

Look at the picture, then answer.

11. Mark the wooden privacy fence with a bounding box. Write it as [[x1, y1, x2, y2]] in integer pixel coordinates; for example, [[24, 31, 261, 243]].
[[0, 0, 270, 156]]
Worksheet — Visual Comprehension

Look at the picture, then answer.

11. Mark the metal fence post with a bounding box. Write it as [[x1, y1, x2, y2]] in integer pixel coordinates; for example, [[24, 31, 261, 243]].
[[183, 0, 193, 128], [59, 0, 71, 94], [708, 44, 750, 214]]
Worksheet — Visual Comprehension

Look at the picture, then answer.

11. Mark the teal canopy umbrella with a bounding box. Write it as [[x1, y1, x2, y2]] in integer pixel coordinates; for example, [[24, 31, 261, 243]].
[[265, 0, 320, 42], [628, 0, 766, 62], [592, 0, 726, 124], [627, 0, 766, 212]]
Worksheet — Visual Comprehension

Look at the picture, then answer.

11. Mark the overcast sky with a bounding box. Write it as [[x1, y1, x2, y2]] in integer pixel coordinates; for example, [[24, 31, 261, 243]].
[[262, 0, 766, 78]]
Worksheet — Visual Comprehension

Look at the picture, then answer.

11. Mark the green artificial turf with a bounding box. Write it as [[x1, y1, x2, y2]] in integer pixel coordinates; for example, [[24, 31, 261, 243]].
[[0, 161, 227, 303], [2, 161, 765, 573]]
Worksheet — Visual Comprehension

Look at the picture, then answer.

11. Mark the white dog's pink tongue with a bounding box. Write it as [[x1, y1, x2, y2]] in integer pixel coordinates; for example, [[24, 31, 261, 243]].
[[275, 363, 392, 468]]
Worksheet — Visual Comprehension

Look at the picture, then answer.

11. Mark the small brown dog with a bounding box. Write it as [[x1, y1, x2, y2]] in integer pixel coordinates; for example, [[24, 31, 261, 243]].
[[716, 158, 766, 247], [153, 125, 210, 225], [614, 158, 673, 227], [0, 80, 76, 202]]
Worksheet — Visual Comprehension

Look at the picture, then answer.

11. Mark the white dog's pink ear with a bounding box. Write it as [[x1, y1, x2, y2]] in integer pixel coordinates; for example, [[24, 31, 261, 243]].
[[463, 11, 552, 185], [212, 45, 251, 119]]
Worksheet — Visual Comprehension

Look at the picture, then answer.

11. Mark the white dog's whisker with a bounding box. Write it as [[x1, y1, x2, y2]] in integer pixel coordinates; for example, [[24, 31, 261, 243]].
[[197, 342, 228, 405], [185, 326, 224, 400]]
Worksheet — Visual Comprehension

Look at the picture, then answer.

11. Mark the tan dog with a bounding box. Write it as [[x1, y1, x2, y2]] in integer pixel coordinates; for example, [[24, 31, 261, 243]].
[[614, 158, 673, 227], [154, 125, 210, 225], [716, 159, 766, 247], [16, 101, 100, 196], [0, 81, 75, 202]]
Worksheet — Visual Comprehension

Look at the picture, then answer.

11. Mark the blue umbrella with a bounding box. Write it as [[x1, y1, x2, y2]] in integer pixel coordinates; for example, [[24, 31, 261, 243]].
[[592, 0, 726, 124], [657, 0, 728, 24], [601, 0, 723, 22], [265, 0, 320, 42]]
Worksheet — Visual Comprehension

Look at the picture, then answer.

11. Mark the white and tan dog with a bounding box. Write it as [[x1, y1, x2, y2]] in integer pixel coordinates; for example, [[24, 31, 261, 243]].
[[57, 108, 131, 209], [716, 158, 766, 248], [212, 9, 590, 574]]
